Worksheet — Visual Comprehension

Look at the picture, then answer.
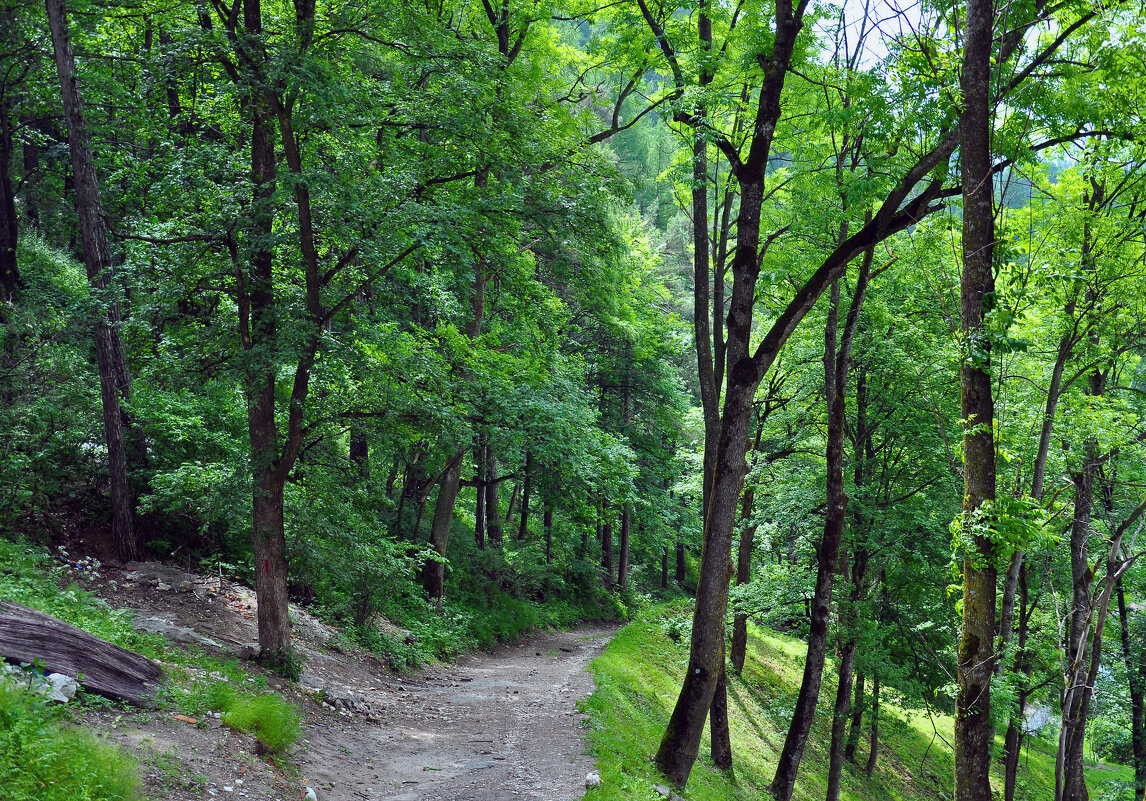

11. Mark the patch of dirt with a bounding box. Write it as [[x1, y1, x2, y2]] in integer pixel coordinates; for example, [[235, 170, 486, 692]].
[[61, 557, 613, 801]]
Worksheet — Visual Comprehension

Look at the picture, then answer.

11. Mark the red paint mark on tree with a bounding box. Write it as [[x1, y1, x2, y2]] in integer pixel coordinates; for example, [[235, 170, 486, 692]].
[[264, 558, 269, 574]]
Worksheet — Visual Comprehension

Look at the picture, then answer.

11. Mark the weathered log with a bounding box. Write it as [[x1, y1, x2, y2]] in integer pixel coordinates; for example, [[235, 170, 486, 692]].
[[0, 601, 161, 704]]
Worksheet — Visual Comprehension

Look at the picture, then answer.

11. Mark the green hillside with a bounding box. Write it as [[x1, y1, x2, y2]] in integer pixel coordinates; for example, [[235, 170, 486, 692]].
[[583, 604, 1135, 801]]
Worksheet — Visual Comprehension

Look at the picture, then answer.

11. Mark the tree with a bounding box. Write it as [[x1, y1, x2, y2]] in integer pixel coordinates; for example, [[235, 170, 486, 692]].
[[44, 0, 138, 562]]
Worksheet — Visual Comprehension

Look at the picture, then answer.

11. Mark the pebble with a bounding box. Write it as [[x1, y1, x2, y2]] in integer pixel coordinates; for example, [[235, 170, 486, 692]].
[[585, 771, 601, 788]]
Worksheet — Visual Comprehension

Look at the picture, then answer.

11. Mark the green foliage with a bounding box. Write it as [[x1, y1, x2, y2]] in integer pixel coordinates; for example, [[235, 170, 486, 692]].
[[209, 685, 302, 753], [0, 676, 142, 801]]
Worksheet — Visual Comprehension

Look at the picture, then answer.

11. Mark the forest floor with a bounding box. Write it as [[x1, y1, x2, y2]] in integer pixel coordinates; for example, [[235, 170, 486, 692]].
[[58, 554, 613, 801]]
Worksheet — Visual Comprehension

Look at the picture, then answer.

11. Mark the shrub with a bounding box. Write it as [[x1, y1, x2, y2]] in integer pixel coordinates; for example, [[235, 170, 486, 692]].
[[208, 684, 301, 753], [0, 676, 141, 801]]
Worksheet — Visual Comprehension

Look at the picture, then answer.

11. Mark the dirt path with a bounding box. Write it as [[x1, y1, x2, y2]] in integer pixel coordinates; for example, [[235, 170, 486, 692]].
[[297, 625, 615, 801]]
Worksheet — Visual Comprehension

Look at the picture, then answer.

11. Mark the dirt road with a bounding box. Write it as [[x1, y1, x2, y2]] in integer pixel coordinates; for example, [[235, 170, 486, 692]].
[[296, 625, 615, 801]]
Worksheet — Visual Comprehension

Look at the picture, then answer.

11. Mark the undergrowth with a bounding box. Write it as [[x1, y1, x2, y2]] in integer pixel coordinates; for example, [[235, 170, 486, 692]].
[[0, 676, 141, 801], [207, 684, 301, 753], [583, 602, 1134, 801]]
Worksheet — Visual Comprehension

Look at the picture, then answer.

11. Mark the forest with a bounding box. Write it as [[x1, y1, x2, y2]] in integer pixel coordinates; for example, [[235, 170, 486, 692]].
[[0, 0, 1144, 798]]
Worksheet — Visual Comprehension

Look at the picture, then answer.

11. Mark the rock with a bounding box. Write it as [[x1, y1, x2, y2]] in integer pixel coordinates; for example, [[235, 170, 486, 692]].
[[585, 771, 601, 789], [179, 580, 193, 592], [304, 787, 318, 801], [133, 615, 223, 649], [156, 582, 172, 592], [655, 786, 672, 798], [44, 672, 78, 702], [235, 642, 260, 661]]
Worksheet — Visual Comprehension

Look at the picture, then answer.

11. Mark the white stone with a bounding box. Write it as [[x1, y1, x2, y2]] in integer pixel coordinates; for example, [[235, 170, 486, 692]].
[[44, 673, 78, 702], [585, 771, 601, 788], [304, 788, 318, 801]]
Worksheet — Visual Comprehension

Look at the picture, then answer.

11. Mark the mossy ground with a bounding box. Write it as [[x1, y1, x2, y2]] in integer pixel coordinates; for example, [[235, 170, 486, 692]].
[[583, 602, 1134, 801]]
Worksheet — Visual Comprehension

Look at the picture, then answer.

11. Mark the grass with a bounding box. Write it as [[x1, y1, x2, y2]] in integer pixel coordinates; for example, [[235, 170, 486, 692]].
[[208, 683, 302, 753], [582, 602, 1135, 801], [0, 675, 142, 801]]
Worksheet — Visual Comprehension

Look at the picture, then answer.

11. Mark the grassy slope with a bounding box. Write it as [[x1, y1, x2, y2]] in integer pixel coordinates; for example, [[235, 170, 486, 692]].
[[583, 603, 1134, 801]]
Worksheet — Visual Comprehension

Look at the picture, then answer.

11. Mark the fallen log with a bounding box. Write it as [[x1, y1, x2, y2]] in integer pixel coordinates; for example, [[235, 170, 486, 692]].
[[0, 600, 162, 704]]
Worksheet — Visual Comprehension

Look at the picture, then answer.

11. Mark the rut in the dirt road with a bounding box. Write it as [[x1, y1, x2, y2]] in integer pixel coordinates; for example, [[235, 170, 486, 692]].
[[297, 625, 615, 801]]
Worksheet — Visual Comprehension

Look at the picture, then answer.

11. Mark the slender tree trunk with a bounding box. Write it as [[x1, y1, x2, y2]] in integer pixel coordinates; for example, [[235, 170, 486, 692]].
[[1117, 578, 1146, 797], [486, 446, 502, 546], [710, 643, 733, 769], [771, 239, 872, 801], [1004, 563, 1034, 801], [45, 0, 137, 562], [518, 450, 532, 540], [827, 546, 869, 801], [954, 0, 998, 796], [844, 671, 865, 763], [618, 506, 631, 589], [731, 486, 757, 673], [544, 501, 553, 564], [676, 541, 686, 583], [475, 441, 486, 549], [349, 427, 369, 478], [1059, 443, 1098, 801], [0, 99, 18, 303], [425, 452, 464, 603], [602, 503, 613, 585], [865, 674, 880, 777], [662, 547, 669, 589], [504, 481, 519, 526]]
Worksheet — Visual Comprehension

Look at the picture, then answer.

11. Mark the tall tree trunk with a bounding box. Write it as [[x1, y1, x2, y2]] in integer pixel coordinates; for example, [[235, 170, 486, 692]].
[[676, 540, 686, 583], [349, 427, 369, 478], [45, 0, 137, 562], [544, 501, 554, 564], [1004, 563, 1034, 801], [486, 446, 502, 546], [425, 452, 465, 603], [662, 547, 670, 589], [710, 642, 733, 769], [865, 673, 880, 777], [731, 485, 757, 673], [518, 450, 532, 540], [1058, 441, 1098, 801], [618, 506, 631, 589], [827, 546, 869, 801], [844, 670, 865, 763], [0, 99, 18, 303], [602, 502, 613, 585], [771, 239, 872, 801], [1117, 577, 1146, 797], [954, 0, 997, 796], [475, 440, 486, 549]]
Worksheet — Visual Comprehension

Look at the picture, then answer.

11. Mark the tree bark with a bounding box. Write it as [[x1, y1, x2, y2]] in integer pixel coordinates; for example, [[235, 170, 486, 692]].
[[518, 450, 532, 540], [349, 427, 369, 478], [662, 547, 670, 589], [771, 241, 872, 801], [618, 506, 631, 589], [731, 485, 756, 674], [865, 673, 880, 777], [425, 451, 465, 603], [676, 540, 686, 583], [602, 501, 613, 584], [844, 670, 865, 763], [485, 446, 502, 546], [475, 440, 486, 549], [544, 500, 553, 564], [45, 0, 137, 563], [1058, 442, 1098, 801], [0, 98, 19, 303], [710, 645, 733, 769], [1117, 578, 1146, 797], [954, 0, 998, 796]]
